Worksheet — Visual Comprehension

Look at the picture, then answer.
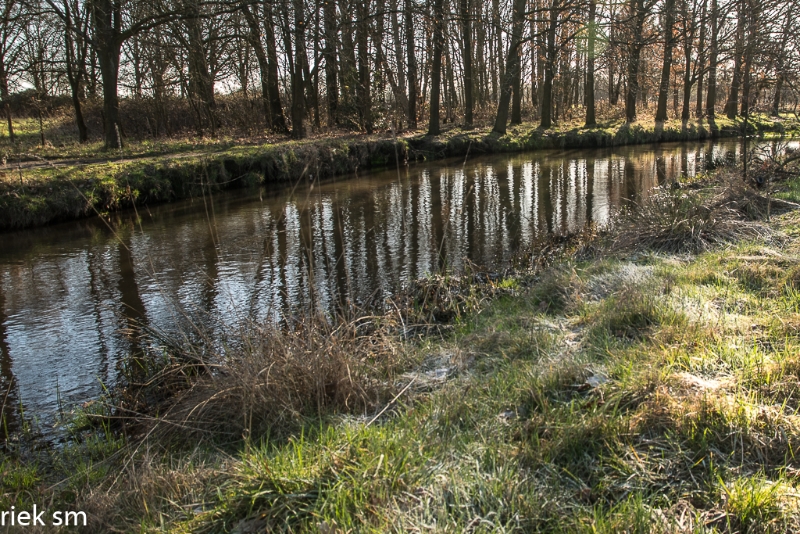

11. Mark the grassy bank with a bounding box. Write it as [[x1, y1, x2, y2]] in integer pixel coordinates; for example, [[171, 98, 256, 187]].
[[3, 160, 800, 531], [0, 135, 410, 231], [1, 113, 798, 232], [408, 113, 800, 160]]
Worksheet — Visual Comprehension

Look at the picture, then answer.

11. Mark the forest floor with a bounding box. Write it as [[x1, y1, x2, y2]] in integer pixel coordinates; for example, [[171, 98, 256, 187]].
[[3, 160, 800, 532], [0, 111, 798, 231]]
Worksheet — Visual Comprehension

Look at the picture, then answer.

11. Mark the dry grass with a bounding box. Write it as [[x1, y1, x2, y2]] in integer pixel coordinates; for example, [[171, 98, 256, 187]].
[[611, 171, 778, 254], [114, 313, 410, 445]]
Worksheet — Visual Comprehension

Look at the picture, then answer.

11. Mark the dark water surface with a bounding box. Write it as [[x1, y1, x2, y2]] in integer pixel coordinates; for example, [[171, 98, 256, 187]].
[[0, 139, 779, 431]]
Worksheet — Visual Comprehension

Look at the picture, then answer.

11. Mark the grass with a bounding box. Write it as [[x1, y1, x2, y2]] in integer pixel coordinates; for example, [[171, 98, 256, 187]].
[[2, 149, 800, 533]]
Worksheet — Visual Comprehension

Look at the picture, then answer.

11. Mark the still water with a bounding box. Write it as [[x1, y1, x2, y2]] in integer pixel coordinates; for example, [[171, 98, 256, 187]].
[[0, 139, 770, 432]]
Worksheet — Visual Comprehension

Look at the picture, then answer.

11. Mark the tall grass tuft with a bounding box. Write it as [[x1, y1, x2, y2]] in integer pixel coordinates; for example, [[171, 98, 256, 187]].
[[611, 171, 776, 254], [116, 312, 405, 443]]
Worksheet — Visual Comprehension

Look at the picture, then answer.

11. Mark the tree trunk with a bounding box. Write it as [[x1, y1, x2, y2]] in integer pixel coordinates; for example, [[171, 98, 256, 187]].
[[242, 3, 277, 133], [373, 2, 409, 119], [263, 1, 288, 133], [461, 0, 473, 127], [771, 9, 791, 116], [724, 0, 744, 119], [681, 47, 692, 121], [695, 0, 706, 117], [655, 0, 675, 123], [300, 26, 320, 129], [739, 0, 756, 117], [530, 0, 538, 116], [98, 44, 122, 149], [406, 0, 417, 128], [681, 0, 694, 121], [148, 46, 170, 136], [624, 0, 646, 123], [705, 0, 718, 117], [338, 0, 357, 108], [63, 1, 89, 143], [356, 1, 372, 132], [0, 15, 13, 143], [539, 0, 558, 129], [68, 78, 89, 143], [446, 38, 457, 123], [390, 0, 405, 123], [291, 0, 306, 139], [91, 0, 123, 149], [323, 0, 338, 126], [428, 0, 444, 135], [493, 0, 526, 133], [607, 6, 618, 107], [185, 2, 217, 136], [0, 76, 13, 142], [476, 1, 487, 105], [492, 0, 502, 102], [584, 0, 596, 127], [608, 69, 616, 106], [2, 105, 11, 141], [510, 46, 522, 124]]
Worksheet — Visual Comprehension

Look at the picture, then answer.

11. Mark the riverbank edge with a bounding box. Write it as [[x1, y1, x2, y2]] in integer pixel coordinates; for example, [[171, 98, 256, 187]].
[[1, 115, 796, 231], [4, 164, 800, 531]]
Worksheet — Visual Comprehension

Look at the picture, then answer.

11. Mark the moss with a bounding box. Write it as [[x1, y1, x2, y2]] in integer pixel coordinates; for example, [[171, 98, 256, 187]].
[[0, 137, 410, 230]]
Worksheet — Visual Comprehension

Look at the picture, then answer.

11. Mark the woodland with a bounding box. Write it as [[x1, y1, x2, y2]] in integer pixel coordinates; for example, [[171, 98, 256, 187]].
[[0, 0, 795, 150]]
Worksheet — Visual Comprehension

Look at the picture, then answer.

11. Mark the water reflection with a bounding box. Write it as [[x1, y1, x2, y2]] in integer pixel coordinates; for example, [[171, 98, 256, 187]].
[[0, 139, 786, 429], [0, 280, 19, 435]]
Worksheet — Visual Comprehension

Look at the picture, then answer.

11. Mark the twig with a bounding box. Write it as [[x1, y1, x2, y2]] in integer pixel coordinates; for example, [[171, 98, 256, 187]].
[[365, 375, 416, 429]]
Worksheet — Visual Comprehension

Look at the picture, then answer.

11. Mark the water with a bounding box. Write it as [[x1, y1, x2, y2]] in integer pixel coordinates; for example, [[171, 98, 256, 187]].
[[0, 138, 778, 432]]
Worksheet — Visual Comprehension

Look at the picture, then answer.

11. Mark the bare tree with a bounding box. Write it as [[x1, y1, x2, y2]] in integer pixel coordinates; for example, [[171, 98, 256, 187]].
[[0, 0, 22, 141], [493, 0, 525, 133], [655, 0, 676, 123], [428, 0, 443, 134]]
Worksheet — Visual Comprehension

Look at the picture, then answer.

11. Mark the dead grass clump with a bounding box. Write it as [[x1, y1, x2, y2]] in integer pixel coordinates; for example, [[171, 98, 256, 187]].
[[121, 314, 403, 443], [399, 262, 521, 325], [717, 172, 774, 219], [78, 451, 217, 532], [512, 224, 601, 270], [611, 179, 773, 254], [529, 263, 585, 314], [401, 273, 487, 324]]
